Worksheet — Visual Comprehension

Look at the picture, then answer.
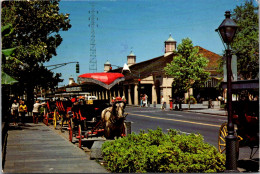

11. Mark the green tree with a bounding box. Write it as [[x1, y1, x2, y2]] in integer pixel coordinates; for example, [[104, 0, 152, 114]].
[[1, 0, 71, 111], [164, 38, 210, 109], [231, 0, 259, 79]]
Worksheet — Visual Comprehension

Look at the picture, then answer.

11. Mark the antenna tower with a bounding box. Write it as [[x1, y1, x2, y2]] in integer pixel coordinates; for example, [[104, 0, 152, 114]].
[[89, 3, 98, 72]]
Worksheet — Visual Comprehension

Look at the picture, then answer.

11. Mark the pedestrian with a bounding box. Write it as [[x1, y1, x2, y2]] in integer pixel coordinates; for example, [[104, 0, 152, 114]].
[[19, 100, 27, 125], [11, 99, 19, 125], [142, 94, 146, 107], [161, 96, 165, 110], [144, 94, 148, 107], [140, 94, 143, 107], [33, 100, 42, 124]]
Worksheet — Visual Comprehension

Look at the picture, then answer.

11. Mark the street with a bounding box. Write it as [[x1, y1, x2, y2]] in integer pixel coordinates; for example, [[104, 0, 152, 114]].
[[125, 106, 259, 161]]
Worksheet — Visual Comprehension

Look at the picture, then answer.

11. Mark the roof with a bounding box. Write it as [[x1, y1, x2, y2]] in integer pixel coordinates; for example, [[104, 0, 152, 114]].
[[128, 51, 135, 56], [165, 34, 176, 42], [110, 46, 221, 81], [105, 60, 111, 65], [195, 46, 221, 71], [110, 53, 175, 82]]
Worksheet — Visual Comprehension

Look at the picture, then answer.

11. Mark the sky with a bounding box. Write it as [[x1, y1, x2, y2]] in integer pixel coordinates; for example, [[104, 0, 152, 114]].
[[43, 0, 258, 87]]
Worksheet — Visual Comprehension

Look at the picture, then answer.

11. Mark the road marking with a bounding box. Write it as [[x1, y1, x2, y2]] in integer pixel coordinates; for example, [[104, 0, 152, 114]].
[[128, 113, 220, 128], [166, 113, 183, 117]]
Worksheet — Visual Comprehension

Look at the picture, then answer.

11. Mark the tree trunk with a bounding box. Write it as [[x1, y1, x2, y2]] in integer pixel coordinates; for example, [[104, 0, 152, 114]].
[[188, 89, 191, 110], [26, 83, 34, 115]]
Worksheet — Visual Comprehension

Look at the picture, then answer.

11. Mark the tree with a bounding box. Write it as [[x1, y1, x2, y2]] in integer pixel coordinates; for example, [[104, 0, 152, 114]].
[[164, 38, 210, 109], [231, 0, 259, 79], [1, 0, 71, 111]]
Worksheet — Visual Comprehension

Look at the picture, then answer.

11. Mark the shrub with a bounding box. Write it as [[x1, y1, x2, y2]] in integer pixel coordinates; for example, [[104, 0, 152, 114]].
[[102, 128, 225, 173]]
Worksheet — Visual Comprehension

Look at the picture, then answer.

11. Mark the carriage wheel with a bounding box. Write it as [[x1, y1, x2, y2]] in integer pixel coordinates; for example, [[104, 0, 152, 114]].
[[218, 122, 227, 154], [78, 124, 82, 148], [69, 119, 73, 142], [45, 113, 49, 126], [43, 108, 46, 124], [53, 110, 57, 129], [218, 122, 239, 159]]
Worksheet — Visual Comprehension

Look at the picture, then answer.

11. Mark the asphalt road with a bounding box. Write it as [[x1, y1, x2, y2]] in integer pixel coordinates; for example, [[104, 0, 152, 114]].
[[125, 106, 259, 162]]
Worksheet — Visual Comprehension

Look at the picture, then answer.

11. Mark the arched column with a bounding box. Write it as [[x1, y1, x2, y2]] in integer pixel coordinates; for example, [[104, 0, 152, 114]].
[[123, 86, 126, 98], [128, 85, 132, 105], [152, 84, 157, 105], [134, 84, 138, 105]]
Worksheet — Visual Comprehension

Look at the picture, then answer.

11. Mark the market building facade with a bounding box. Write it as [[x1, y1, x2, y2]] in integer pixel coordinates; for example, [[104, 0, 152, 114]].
[[103, 34, 222, 106]]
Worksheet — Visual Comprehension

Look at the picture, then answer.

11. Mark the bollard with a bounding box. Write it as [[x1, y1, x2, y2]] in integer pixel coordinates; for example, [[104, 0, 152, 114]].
[[153, 101, 156, 107], [125, 121, 131, 135]]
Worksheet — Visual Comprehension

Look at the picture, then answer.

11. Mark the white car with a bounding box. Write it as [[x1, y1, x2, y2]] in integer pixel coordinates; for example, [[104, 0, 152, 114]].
[[86, 96, 97, 100]]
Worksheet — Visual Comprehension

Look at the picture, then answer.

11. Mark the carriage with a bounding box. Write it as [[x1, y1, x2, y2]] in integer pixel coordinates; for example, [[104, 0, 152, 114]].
[[218, 79, 259, 159], [43, 100, 58, 126], [67, 72, 128, 148], [55, 99, 72, 129]]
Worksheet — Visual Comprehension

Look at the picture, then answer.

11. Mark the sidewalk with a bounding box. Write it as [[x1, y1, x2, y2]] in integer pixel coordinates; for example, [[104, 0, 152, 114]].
[[135, 103, 227, 116], [3, 123, 108, 173], [184, 108, 227, 116]]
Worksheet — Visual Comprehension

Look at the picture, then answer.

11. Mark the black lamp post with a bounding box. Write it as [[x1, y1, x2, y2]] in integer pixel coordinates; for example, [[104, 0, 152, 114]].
[[216, 11, 238, 171]]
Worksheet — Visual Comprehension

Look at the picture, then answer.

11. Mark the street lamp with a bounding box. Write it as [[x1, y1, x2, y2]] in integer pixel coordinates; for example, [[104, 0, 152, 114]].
[[215, 11, 238, 171]]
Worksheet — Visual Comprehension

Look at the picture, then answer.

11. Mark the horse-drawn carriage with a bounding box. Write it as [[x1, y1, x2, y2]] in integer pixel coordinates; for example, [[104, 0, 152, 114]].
[[218, 80, 259, 159], [65, 72, 128, 148], [43, 100, 58, 126]]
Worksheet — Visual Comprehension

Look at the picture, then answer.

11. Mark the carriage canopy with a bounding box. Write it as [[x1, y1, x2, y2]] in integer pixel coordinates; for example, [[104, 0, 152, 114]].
[[78, 72, 125, 90]]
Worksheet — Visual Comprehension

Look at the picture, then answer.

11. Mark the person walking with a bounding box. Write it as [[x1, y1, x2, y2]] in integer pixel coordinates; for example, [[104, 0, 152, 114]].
[[33, 100, 42, 124], [19, 100, 27, 125], [144, 94, 148, 107], [161, 96, 165, 110], [11, 99, 19, 125], [142, 94, 146, 107], [140, 94, 143, 107]]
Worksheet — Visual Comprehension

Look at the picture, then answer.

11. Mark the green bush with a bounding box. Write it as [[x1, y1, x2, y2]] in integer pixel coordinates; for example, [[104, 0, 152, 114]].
[[102, 128, 225, 173], [185, 95, 197, 104]]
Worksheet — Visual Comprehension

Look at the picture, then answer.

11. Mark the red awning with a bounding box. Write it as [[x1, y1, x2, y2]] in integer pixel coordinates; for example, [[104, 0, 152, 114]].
[[78, 72, 125, 90]]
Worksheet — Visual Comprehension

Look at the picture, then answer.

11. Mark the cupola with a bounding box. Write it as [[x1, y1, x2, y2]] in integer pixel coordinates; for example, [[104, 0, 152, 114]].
[[127, 51, 136, 66], [164, 34, 177, 57], [104, 60, 111, 72], [69, 76, 75, 85]]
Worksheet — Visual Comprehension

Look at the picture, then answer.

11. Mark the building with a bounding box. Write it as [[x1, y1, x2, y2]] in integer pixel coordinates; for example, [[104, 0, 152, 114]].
[[106, 34, 222, 106]]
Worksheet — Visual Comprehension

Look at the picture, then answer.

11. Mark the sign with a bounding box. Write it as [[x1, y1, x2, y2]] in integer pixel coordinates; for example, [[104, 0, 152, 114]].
[[223, 55, 237, 82], [66, 87, 82, 92]]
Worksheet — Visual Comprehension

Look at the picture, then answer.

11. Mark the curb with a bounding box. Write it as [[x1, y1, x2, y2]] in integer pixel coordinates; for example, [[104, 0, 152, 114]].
[[184, 110, 227, 116]]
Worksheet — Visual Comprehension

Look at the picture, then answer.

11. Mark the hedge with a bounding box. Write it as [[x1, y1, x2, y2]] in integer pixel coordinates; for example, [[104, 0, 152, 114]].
[[102, 128, 225, 173]]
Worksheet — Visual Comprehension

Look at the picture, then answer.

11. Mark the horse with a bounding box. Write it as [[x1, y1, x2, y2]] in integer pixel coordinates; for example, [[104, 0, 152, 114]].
[[101, 100, 127, 139]]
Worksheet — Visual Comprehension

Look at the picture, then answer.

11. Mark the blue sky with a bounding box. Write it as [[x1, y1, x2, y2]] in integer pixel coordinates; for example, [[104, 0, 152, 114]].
[[44, 0, 257, 86]]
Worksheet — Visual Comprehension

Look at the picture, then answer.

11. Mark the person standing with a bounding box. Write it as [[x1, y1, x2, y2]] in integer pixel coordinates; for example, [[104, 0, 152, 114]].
[[19, 100, 27, 125], [11, 99, 19, 125], [33, 100, 42, 124]]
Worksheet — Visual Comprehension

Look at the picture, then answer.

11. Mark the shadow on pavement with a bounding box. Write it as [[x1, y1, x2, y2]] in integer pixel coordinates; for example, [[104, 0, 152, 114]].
[[238, 158, 259, 172]]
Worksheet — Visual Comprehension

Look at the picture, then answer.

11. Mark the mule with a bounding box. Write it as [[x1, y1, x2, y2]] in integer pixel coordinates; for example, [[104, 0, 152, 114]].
[[101, 101, 127, 139]]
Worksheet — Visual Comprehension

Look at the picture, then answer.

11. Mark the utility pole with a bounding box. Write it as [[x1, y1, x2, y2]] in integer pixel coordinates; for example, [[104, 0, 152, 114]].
[[89, 3, 98, 72]]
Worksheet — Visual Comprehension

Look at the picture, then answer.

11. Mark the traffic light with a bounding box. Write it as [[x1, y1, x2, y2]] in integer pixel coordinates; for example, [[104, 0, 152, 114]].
[[138, 79, 141, 91], [76, 63, 80, 73]]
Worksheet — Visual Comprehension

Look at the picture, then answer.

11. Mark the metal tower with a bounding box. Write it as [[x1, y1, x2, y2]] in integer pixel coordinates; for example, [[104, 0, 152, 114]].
[[89, 3, 98, 72]]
